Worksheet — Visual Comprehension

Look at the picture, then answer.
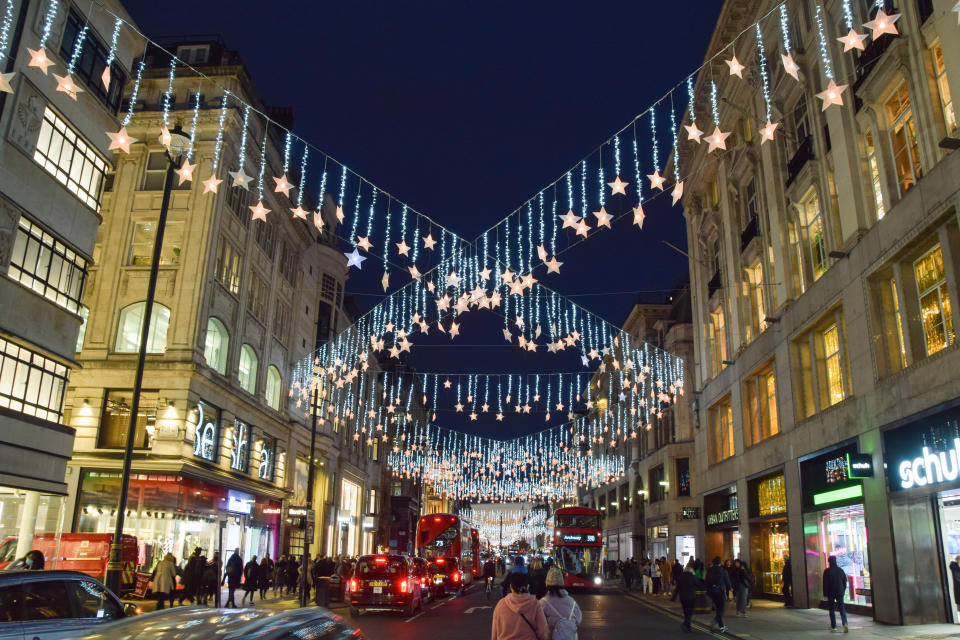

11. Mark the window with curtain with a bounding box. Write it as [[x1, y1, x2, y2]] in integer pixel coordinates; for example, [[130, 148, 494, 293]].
[[203, 317, 229, 374], [115, 302, 170, 353], [709, 396, 734, 464], [932, 42, 957, 138], [914, 245, 954, 356], [743, 360, 779, 447], [238, 344, 258, 394], [799, 189, 827, 282], [265, 365, 282, 411], [886, 82, 922, 194]]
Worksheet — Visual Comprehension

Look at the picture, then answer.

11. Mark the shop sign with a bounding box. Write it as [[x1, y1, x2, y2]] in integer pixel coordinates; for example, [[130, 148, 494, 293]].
[[800, 442, 862, 511], [230, 420, 250, 472], [706, 508, 738, 526], [883, 405, 960, 492], [192, 401, 220, 462], [680, 507, 700, 520], [262, 507, 282, 515], [226, 489, 253, 514], [256, 435, 276, 481], [846, 453, 874, 479]]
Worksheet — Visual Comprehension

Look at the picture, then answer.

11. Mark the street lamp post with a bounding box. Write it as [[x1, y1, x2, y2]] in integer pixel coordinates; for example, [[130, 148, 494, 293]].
[[105, 126, 191, 593]]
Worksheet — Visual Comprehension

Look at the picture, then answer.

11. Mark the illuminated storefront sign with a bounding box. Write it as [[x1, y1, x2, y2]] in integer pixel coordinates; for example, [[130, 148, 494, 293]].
[[227, 489, 253, 514], [230, 420, 250, 472], [883, 405, 960, 492], [192, 401, 220, 462], [257, 435, 276, 481], [681, 507, 700, 520], [706, 508, 738, 526], [846, 453, 874, 479], [896, 441, 960, 489], [800, 442, 863, 511]]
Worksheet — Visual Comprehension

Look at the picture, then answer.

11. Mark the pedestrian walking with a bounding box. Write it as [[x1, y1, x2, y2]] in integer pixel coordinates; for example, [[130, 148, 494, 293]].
[[823, 555, 849, 633], [259, 554, 273, 600], [539, 566, 581, 640], [661, 557, 673, 592], [622, 558, 636, 592], [641, 560, 653, 593], [529, 557, 547, 599], [491, 572, 550, 640], [705, 556, 732, 633], [199, 552, 218, 605], [241, 555, 259, 605], [223, 548, 243, 607], [651, 557, 662, 594], [672, 562, 702, 632], [153, 553, 177, 610], [181, 547, 202, 605], [782, 556, 793, 607], [731, 559, 752, 616]]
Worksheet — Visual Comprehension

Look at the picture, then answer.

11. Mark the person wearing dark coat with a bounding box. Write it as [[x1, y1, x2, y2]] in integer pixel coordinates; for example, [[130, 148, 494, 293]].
[[672, 564, 703, 632], [705, 557, 732, 632], [782, 556, 793, 607], [241, 555, 259, 605], [181, 548, 201, 605], [823, 555, 848, 632], [199, 552, 219, 605], [223, 548, 243, 607], [950, 556, 960, 609], [259, 554, 274, 599]]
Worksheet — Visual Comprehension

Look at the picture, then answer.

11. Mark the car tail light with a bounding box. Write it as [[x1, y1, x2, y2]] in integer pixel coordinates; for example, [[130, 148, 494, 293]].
[[420, 577, 426, 586], [374, 556, 387, 564], [349, 578, 358, 593], [436, 558, 445, 564], [452, 571, 460, 583], [400, 579, 407, 593]]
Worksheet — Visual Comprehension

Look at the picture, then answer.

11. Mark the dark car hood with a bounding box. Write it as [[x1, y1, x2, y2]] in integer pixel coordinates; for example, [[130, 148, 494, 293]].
[[68, 606, 360, 640]]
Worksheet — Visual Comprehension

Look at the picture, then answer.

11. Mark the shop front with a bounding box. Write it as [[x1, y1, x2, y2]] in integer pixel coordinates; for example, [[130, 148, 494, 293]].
[[333, 476, 363, 557], [704, 485, 739, 562], [882, 402, 960, 624], [799, 441, 871, 612], [646, 518, 669, 560], [0, 488, 66, 567], [747, 469, 789, 598], [74, 470, 281, 572]]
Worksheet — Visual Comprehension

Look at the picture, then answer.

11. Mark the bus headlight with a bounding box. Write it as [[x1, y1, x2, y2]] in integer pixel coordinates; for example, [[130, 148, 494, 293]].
[[593, 576, 602, 585]]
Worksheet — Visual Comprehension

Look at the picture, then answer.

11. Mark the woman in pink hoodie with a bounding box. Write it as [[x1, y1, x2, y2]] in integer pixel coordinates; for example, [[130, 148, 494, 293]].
[[492, 572, 551, 640]]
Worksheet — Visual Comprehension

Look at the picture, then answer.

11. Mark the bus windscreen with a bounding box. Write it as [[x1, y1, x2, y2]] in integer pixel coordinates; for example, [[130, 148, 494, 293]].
[[555, 513, 601, 529]]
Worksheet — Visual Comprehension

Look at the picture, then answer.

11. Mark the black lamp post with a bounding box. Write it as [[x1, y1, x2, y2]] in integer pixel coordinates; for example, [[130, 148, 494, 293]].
[[105, 125, 191, 593]]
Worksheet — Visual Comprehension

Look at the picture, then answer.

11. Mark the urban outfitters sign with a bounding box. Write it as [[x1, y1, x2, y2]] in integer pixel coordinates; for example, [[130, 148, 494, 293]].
[[883, 405, 960, 492], [706, 508, 738, 526]]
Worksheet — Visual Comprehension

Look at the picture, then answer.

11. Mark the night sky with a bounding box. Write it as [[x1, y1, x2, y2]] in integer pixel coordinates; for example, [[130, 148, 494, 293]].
[[128, 2, 722, 438]]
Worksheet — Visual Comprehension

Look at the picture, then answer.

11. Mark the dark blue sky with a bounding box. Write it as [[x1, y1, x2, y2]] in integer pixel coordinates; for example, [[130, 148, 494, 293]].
[[129, 1, 721, 437]]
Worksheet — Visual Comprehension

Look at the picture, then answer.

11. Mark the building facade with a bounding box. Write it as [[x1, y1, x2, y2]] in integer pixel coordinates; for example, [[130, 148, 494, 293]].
[[62, 37, 389, 570], [0, 0, 139, 563], [579, 284, 697, 566], [681, 0, 960, 625]]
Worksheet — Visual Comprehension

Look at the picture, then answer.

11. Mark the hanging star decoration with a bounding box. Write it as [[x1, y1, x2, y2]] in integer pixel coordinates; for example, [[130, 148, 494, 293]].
[[560, 210, 581, 229], [344, 248, 366, 270], [101, 66, 111, 90], [290, 205, 308, 219], [176, 159, 195, 185], [230, 168, 252, 190], [575, 219, 590, 238], [106, 127, 137, 154], [632, 204, 646, 228], [760, 120, 779, 143], [273, 174, 294, 197], [837, 28, 868, 52], [864, 10, 900, 39], [249, 200, 270, 222], [671, 181, 684, 206], [27, 48, 55, 74], [607, 176, 628, 195], [816, 80, 847, 110], [313, 212, 324, 231], [536, 244, 548, 261], [647, 170, 666, 190], [396, 239, 411, 256], [203, 174, 223, 194], [782, 53, 800, 81], [0, 72, 14, 94], [593, 206, 612, 229], [685, 122, 704, 143], [423, 233, 437, 250], [725, 55, 745, 78], [53, 73, 82, 100], [408, 266, 422, 280], [544, 256, 563, 274], [381, 271, 390, 292], [335, 205, 345, 224], [705, 126, 731, 152], [356, 236, 373, 252], [158, 125, 172, 147]]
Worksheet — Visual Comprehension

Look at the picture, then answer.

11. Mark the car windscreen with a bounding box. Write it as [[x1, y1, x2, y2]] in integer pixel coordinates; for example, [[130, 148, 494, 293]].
[[356, 558, 406, 577]]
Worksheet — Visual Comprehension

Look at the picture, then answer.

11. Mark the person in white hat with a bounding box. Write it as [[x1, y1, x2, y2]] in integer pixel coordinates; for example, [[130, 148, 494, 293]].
[[538, 566, 582, 640]]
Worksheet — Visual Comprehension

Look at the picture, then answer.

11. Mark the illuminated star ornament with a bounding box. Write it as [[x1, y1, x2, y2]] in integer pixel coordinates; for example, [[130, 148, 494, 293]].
[[249, 200, 270, 222], [647, 170, 666, 191], [544, 256, 563, 274], [106, 127, 137, 154], [229, 167, 252, 190], [607, 176, 628, 195], [816, 80, 847, 110], [0, 72, 14, 94], [560, 210, 581, 229], [864, 10, 900, 39], [396, 239, 411, 257], [760, 120, 779, 144], [202, 174, 223, 194], [632, 204, 646, 228], [671, 181, 684, 206], [53, 73, 82, 100], [158, 125, 172, 147], [344, 248, 366, 270], [593, 206, 612, 229], [782, 53, 800, 81], [725, 55, 745, 78], [290, 206, 308, 220], [837, 28, 868, 52], [27, 48, 54, 74], [423, 233, 437, 250], [273, 174, 294, 197], [705, 126, 731, 152], [176, 159, 195, 185], [356, 235, 373, 252], [684, 122, 703, 144]]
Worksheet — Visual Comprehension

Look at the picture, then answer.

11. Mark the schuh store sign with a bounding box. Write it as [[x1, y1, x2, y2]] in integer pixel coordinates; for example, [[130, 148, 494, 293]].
[[884, 405, 960, 492]]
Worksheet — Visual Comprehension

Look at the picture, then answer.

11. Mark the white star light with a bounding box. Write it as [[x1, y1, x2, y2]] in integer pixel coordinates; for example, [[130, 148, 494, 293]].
[[203, 174, 223, 194], [816, 80, 848, 110], [725, 55, 745, 78], [685, 122, 704, 143], [632, 205, 646, 228], [230, 168, 252, 190], [53, 73, 82, 100], [273, 174, 294, 197], [106, 127, 137, 154], [782, 53, 800, 81], [176, 159, 195, 185], [27, 48, 55, 74], [249, 200, 270, 222], [560, 210, 581, 229], [760, 120, 779, 143], [671, 181, 684, 206], [647, 170, 666, 190], [344, 248, 366, 269], [705, 126, 731, 152], [864, 10, 900, 39], [837, 28, 868, 52], [593, 206, 612, 229], [0, 72, 14, 94], [607, 176, 628, 195]]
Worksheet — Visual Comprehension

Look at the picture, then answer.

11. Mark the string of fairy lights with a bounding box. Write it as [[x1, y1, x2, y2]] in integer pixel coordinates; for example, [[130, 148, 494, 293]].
[[461, 507, 550, 546], [4, 0, 922, 502]]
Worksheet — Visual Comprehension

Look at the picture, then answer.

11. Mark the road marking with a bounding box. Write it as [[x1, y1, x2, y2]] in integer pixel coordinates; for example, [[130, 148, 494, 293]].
[[465, 606, 491, 614], [625, 594, 729, 639], [429, 596, 455, 610], [405, 610, 426, 623]]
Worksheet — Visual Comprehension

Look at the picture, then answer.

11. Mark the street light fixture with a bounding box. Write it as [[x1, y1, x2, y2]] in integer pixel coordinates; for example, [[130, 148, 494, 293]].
[[106, 125, 190, 593]]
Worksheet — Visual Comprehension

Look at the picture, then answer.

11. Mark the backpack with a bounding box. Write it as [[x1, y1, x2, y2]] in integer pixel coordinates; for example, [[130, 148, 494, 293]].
[[545, 597, 578, 640]]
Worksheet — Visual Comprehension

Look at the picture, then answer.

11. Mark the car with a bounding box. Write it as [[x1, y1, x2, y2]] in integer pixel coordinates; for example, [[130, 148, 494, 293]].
[[347, 554, 422, 617], [0, 570, 140, 640], [426, 557, 463, 597], [63, 606, 364, 640], [410, 557, 432, 604]]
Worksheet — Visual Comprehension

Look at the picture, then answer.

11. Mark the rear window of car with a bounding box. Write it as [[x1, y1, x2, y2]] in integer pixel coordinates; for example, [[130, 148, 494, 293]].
[[356, 557, 406, 577], [429, 559, 458, 572]]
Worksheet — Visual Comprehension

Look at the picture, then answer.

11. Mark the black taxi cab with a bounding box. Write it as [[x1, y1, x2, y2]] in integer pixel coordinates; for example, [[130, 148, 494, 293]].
[[426, 556, 463, 596], [348, 554, 422, 617]]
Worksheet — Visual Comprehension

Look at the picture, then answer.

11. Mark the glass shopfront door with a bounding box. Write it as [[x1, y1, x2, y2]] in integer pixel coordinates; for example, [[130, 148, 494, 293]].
[[803, 503, 871, 607]]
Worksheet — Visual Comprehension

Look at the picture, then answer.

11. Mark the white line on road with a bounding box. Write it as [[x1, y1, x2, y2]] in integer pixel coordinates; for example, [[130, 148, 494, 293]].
[[429, 596, 455, 610], [404, 611, 426, 623]]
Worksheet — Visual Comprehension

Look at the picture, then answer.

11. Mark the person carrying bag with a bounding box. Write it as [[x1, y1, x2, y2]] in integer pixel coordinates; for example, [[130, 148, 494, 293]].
[[538, 567, 582, 640]]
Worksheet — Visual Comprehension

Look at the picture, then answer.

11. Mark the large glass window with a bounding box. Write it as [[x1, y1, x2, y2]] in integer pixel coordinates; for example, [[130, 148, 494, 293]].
[[215, 238, 241, 295], [743, 360, 779, 447], [247, 271, 268, 321], [822, 324, 845, 406], [710, 306, 727, 377], [0, 337, 68, 422], [253, 219, 276, 259], [226, 182, 250, 223], [128, 221, 184, 265], [265, 365, 282, 411], [886, 83, 922, 194], [864, 131, 886, 219], [278, 241, 298, 285], [914, 245, 954, 356], [746, 260, 766, 341], [23, 580, 71, 619], [932, 42, 957, 138], [803, 504, 871, 607], [97, 389, 158, 449], [794, 310, 850, 419], [140, 152, 190, 191], [33, 106, 107, 210], [203, 317, 229, 374], [273, 302, 290, 344], [115, 302, 170, 353], [8, 216, 88, 313], [70, 579, 121, 619], [58, 7, 126, 113], [799, 190, 827, 282], [709, 395, 734, 464], [238, 344, 258, 394]]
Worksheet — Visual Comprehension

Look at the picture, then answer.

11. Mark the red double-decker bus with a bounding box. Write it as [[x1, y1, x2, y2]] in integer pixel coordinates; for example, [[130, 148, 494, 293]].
[[552, 506, 603, 588], [416, 513, 476, 592]]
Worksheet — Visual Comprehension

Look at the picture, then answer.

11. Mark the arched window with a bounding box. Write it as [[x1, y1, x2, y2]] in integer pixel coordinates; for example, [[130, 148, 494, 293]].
[[265, 365, 282, 411], [238, 344, 258, 394], [115, 302, 170, 353], [203, 317, 229, 374]]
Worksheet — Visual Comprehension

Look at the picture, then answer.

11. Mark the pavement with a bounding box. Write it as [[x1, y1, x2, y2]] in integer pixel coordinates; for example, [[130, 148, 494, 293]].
[[128, 581, 960, 639]]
